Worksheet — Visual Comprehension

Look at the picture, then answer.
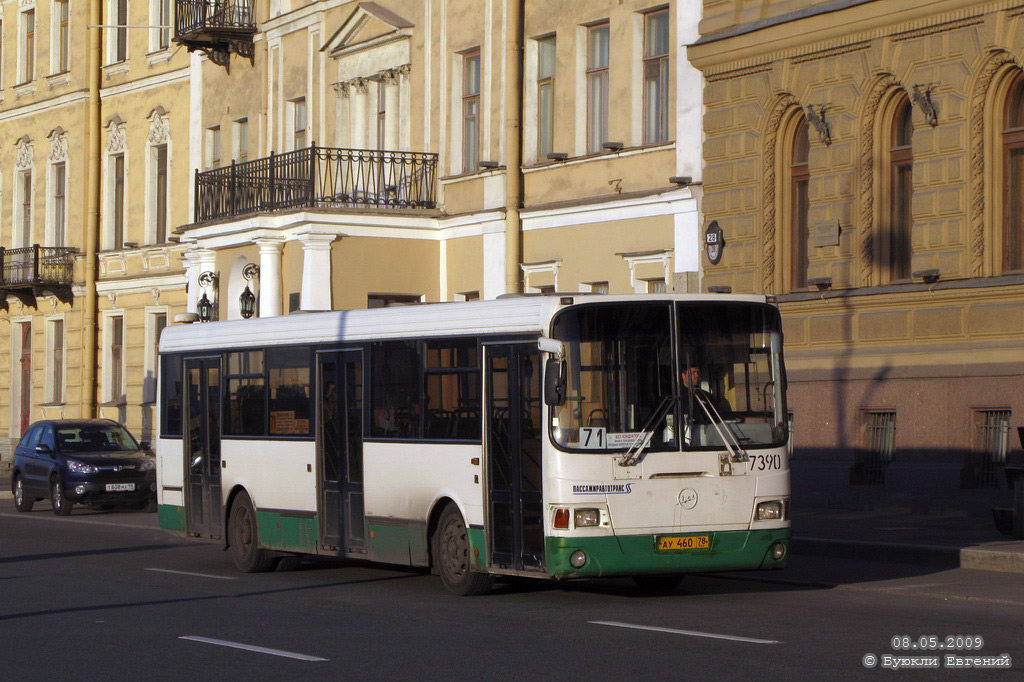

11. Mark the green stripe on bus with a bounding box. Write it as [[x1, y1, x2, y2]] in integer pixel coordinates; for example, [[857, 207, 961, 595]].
[[157, 504, 186, 532], [467, 527, 487, 572], [544, 529, 790, 578], [256, 511, 319, 554]]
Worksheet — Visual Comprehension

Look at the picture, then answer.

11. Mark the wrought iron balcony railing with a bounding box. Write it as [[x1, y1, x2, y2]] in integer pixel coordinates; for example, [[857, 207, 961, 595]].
[[174, 0, 256, 67], [193, 145, 439, 224], [0, 245, 76, 307]]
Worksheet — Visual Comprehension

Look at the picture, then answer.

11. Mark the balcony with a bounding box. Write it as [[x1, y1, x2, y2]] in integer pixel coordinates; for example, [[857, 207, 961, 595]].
[[0, 245, 76, 309], [174, 0, 256, 68], [192, 145, 439, 224]]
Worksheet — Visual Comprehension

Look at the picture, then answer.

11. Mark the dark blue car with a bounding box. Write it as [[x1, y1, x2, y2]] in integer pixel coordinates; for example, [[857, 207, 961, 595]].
[[11, 419, 156, 516]]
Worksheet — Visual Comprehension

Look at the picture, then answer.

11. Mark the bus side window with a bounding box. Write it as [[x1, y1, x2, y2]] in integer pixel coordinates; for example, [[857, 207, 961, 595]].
[[371, 340, 421, 439]]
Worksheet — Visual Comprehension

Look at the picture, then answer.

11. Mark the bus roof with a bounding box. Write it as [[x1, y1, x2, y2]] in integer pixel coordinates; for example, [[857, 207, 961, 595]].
[[158, 293, 772, 353]]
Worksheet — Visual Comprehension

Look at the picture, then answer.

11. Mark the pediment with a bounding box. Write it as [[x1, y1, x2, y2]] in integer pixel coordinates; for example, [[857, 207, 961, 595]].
[[323, 2, 414, 57]]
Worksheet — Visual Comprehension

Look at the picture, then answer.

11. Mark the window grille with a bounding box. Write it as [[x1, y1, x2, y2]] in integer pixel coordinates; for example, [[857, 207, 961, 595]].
[[969, 410, 1010, 488], [856, 411, 895, 485]]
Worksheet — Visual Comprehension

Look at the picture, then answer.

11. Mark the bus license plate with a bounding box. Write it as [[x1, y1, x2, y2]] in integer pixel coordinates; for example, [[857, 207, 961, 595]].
[[105, 483, 135, 492], [657, 535, 709, 551]]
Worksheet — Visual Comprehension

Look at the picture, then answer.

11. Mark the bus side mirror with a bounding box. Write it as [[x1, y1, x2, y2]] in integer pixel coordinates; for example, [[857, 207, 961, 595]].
[[544, 357, 565, 406]]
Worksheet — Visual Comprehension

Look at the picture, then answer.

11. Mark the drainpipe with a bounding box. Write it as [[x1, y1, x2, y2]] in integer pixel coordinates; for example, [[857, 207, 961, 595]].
[[504, 0, 525, 295], [82, 0, 102, 418]]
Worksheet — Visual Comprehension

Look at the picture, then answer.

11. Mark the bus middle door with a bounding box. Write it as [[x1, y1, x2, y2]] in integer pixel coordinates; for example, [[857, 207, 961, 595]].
[[184, 356, 224, 539], [317, 351, 365, 554]]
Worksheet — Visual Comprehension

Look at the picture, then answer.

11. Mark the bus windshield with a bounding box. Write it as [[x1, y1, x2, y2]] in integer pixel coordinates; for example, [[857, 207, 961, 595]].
[[549, 300, 786, 452]]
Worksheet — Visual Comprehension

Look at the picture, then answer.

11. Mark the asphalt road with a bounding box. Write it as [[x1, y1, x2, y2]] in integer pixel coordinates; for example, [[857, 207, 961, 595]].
[[2, 505, 1022, 681]]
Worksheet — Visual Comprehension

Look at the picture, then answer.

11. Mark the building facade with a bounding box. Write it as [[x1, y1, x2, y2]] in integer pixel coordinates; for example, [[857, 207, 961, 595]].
[[690, 0, 1024, 511], [0, 1, 704, 456]]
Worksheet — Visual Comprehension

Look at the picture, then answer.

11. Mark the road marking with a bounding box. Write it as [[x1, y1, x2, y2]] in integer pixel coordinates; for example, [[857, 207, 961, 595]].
[[180, 636, 328, 661], [0, 512, 156, 531], [589, 621, 780, 644], [146, 568, 238, 580]]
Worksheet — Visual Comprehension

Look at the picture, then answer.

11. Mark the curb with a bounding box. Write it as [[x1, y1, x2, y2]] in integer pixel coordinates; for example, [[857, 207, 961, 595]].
[[794, 536, 1024, 574]]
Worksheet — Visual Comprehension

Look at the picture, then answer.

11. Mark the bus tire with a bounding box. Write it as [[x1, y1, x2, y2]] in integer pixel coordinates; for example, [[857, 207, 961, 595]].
[[228, 492, 274, 573], [13, 474, 34, 512], [51, 477, 73, 516], [632, 575, 684, 593], [433, 505, 493, 596]]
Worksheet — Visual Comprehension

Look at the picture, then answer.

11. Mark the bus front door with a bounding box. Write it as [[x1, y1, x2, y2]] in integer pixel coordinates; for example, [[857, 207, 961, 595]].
[[485, 344, 544, 572], [317, 351, 365, 553], [184, 357, 223, 539]]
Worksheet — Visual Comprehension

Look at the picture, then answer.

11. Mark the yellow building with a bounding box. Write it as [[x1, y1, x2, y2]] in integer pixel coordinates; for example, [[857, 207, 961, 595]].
[[1, 1, 704, 456], [689, 0, 1024, 509]]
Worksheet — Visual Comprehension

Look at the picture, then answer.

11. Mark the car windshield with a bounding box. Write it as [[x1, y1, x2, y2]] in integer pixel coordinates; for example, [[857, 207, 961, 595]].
[[56, 424, 139, 453]]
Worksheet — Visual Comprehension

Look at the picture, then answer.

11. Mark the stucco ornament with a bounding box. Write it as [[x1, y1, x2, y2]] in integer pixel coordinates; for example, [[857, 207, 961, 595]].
[[148, 112, 170, 145], [761, 94, 798, 294], [15, 137, 34, 170], [859, 75, 902, 286], [106, 121, 126, 154], [49, 131, 68, 162]]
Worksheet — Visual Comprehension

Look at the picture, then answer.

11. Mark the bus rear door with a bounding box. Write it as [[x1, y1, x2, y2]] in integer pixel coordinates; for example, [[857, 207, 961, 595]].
[[184, 356, 223, 539]]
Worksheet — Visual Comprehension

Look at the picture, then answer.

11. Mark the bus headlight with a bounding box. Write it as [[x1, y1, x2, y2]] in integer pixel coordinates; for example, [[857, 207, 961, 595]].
[[574, 509, 600, 528], [756, 501, 783, 520]]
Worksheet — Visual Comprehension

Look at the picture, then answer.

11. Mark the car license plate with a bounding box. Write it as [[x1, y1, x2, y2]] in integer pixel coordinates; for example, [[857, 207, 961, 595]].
[[105, 483, 135, 492], [657, 535, 710, 551]]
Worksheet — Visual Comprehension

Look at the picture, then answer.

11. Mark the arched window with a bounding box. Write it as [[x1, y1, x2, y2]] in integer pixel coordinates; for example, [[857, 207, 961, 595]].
[[887, 95, 913, 282], [1003, 73, 1024, 272], [790, 115, 810, 289]]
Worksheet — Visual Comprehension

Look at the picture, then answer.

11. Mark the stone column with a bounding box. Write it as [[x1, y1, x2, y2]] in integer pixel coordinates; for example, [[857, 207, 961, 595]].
[[255, 237, 285, 317], [298, 234, 335, 311], [196, 249, 218, 317]]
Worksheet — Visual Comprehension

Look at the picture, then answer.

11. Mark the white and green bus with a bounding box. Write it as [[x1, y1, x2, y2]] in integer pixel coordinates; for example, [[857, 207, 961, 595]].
[[156, 294, 790, 595]]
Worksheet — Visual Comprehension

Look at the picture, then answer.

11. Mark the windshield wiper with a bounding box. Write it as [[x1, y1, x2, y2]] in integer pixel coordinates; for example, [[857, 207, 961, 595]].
[[692, 392, 749, 464], [619, 395, 675, 467]]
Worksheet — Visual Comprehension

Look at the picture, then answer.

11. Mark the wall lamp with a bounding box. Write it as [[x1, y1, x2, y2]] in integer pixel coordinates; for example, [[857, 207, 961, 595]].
[[912, 268, 940, 283], [239, 263, 260, 319], [669, 176, 692, 186], [546, 152, 568, 161], [805, 104, 832, 146], [707, 285, 732, 294], [479, 160, 499, 169], [912, 84, 939, 128], [196, 271, 219, 322], [602, 141, 624, 151]]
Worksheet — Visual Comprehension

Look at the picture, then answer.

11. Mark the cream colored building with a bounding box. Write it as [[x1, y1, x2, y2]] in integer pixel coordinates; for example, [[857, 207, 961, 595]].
[[0, 1, 705, 455], [689, 0, 1024, 510]]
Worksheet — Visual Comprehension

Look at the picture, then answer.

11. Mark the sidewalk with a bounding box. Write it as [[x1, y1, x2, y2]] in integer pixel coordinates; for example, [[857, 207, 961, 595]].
[[792, 506, 1024, 573]]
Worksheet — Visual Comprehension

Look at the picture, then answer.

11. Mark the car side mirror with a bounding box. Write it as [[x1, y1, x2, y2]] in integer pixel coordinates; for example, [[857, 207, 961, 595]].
[[35, 444, 53, 455], [544, 357, 566, 406], [139, 441, 151, 451]]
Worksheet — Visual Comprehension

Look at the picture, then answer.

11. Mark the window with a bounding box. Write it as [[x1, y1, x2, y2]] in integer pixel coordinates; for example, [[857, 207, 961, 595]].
[[646, 278, 667, 294], [112, 154, 125, 249], [108, 316, 124, 402], [55, 0, 69, 73], [268, 348, 311, 436], [586, 22, 610, 153], [463, 51, 481, 173], [424, 339, 481, 440], [643, 9, 669, 145], [368, 293, 421, 308], [587, 281, 609, 295], [48, 318, 64, 403], [153, 144, 167, 243], [52, 162, 66, 246], [376, 81, 387, 149], [790, 115, 810, 289], [1003, 73, 1024, 272], [887, 96, 913, 282], [18, 170, 32, 246], [537, 36, 556, 159], [144, 312, 166, 403], [206, 126, 221, 169], [292, 98, 307, 150], [155, 0, 170, 50], [113, 0, 127, 62], [225, 351, 266, 436], [20, 10, 35, 83], [371, 340, 421, 439], [161, 354, 183, 436], [967, 410, 1011, 488], [855, 411, 895, 485], [234, 117, 249, 163]]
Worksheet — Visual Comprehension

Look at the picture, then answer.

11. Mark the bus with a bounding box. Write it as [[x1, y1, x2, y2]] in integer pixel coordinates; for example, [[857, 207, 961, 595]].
[[156, 294, 789, 595]]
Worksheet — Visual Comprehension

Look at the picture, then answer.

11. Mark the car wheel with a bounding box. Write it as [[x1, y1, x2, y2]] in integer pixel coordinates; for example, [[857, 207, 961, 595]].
[[143, 497, 158, 513], [433, 504, 493, 596], [228, 492, 274, 573], [13, 475, 34, 512], [50, 478, 73, 516]]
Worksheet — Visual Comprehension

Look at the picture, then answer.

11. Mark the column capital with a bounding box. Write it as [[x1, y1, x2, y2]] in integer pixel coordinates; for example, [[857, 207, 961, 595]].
[[296, 233, 337, 250]]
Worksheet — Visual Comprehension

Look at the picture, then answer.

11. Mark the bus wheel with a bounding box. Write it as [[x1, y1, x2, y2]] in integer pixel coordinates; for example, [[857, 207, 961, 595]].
[[632, 575, 684, 593], [228, 492, 274, 573], [433, 505, 493, 596], [13, 475, 34, 512]]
